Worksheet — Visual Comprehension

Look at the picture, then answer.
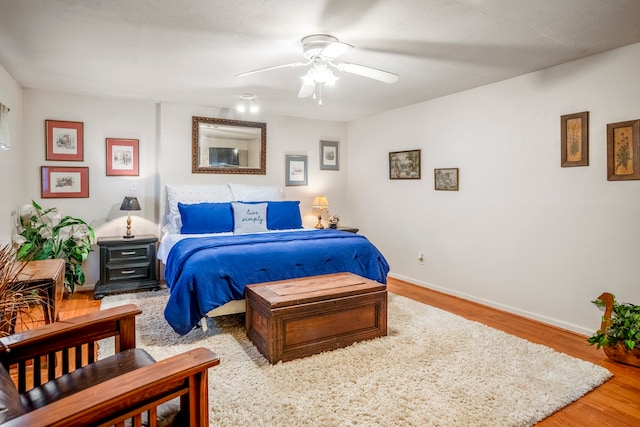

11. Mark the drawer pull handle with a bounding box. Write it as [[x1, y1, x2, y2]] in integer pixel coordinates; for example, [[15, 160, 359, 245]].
[[121, 270, 136, 274], [120, 251, 136, 256]]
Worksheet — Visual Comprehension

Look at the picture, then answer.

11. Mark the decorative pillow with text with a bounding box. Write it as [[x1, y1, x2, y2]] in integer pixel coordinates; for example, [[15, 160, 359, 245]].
[[232, 202, 268, 234]]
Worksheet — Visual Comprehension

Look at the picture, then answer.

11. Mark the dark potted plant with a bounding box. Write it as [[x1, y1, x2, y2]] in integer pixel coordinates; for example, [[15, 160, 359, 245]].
[[588, 292, 640, 367], [12, 200, 94, 293], [0, 244, 44, 336]]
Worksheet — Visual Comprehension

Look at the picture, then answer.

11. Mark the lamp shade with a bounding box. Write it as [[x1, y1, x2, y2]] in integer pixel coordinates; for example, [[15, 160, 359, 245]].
[[312, 196, 330, 209], [120, 197, 141, 211]]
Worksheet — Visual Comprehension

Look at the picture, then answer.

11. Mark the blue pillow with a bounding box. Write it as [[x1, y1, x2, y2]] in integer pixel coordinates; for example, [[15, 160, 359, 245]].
[[265, 201, 302, 230], [178, 202, 234, 234]]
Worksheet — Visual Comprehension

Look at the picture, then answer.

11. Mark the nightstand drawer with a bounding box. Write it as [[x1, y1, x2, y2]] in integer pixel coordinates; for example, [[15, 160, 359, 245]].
[[107, 247, 150, 262], [105, 263, 151, 281]]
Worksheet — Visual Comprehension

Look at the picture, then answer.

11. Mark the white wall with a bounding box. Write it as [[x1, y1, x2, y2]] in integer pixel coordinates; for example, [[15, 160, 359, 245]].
[[22, 89, 159, 228], [157, 102, 349, 227], [20, 89, 159, 285], [18, 92, 348, 287], [0, 64, 23, 244], [348, 42, 640, 335]]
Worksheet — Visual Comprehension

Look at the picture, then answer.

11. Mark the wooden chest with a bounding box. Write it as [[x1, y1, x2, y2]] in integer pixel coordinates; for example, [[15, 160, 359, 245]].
[[245, 272, 387, 364]]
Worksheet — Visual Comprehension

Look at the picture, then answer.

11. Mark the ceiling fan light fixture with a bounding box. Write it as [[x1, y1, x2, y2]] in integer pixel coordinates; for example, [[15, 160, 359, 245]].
[[301, 69, 315, 85], [324, 70, 338, 86], [302, 61, 338, 86], [313, 65, 331, 83]]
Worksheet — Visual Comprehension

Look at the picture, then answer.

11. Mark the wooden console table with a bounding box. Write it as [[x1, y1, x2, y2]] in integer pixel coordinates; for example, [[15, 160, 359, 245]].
[[12, 258, 65, 328]]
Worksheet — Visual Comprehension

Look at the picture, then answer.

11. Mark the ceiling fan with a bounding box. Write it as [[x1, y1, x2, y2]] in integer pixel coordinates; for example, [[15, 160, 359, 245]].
[[236, 34, 399, 105]]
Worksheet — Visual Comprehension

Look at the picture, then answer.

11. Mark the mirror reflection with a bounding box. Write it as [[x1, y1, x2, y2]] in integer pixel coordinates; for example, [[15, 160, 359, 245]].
[[192, 116, 266, 174]]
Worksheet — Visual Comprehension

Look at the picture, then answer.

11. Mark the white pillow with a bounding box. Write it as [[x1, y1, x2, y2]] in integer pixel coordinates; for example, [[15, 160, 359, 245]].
[[166, 185, 233, 233], [229, 183, 283, 202], [232, 202, 268, 234]]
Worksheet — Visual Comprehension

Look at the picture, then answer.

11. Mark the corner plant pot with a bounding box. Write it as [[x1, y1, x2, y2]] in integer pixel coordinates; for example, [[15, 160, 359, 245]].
[[603, 342, 640, 367], [593, 292, 640, 368]]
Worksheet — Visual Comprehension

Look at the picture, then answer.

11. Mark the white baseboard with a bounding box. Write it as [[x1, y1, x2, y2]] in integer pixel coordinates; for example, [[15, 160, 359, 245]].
[[388, 272, 591, 336]]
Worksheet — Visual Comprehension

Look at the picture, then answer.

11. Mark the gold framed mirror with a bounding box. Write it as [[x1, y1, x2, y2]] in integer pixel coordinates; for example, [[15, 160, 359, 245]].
[[192, 116, 266, 174]]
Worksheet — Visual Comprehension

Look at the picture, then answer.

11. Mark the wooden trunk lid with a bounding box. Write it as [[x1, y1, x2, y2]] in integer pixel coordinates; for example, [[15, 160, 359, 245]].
[[246, 272, 385, 308]]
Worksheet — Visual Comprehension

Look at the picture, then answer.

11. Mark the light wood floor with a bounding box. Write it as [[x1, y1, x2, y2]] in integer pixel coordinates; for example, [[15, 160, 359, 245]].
[[23, 278, 640, 425]]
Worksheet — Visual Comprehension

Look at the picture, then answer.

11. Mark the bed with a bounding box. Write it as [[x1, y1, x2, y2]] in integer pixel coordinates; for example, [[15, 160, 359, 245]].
[[159, 184, 390, 335]]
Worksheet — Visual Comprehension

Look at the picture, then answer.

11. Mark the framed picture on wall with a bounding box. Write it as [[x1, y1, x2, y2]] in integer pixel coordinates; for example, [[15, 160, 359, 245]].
[[560, 111, 589, 167], [285, 155, 308, 186], [434, 168, 459, 191], [389, 149, 421, 179], [320, 140, 339, 170], [45, 120, 84, 161], [41, 166, 89, 198], [607, 119, 640, 181], [106, 138, 139, 176]]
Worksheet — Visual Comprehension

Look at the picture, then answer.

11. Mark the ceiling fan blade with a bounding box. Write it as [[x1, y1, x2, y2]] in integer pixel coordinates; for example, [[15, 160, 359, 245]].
[[336, 62, 399, 84], [320, 41, 353, 60], [298, 81, 315, 98], [236, 61, 309, 77]]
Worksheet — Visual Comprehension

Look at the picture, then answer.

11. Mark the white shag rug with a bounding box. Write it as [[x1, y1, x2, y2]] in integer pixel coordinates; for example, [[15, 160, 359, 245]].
[[100, 290, 611, 426]]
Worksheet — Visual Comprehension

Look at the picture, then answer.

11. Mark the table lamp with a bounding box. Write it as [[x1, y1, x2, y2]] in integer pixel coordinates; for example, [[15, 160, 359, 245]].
[[312, 196, 330, 229], [119, 196, 141, 239]]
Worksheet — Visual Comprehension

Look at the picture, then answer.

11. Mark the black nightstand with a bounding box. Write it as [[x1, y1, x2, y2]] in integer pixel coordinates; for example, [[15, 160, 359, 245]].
[[93, 234, 160, 299], [330, 226, 359, 233]]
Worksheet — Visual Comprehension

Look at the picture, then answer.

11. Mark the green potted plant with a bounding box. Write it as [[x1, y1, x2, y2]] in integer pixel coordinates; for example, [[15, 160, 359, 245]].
[[12, 201, 94, 293], [588, 292, 640, 367], [0, 244, 44, 336]]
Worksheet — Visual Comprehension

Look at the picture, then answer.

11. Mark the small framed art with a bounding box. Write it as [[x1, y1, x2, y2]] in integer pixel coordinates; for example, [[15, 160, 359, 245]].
[[45, 120, 84, 161], [389, 149, 421, 179], [285, 155, 308, 186], [41, 166, 89, 198], [434, 168, 459, 191], [561, 111, 589, 167], [607, 119, 640, 181], [320, 140, 339, 171], [106, 138, 139, 176]]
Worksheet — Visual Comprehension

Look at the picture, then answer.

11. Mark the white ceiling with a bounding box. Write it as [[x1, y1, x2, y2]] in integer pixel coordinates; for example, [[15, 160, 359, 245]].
[[1, 0, 640, 122]]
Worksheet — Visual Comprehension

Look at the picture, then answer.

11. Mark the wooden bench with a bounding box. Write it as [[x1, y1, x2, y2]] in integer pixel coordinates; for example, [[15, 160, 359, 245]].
[[245, 272, 387, 364]]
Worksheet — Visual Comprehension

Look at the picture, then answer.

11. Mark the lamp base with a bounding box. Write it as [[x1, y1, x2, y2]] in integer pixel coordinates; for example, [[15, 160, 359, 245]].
[[124, 215, 134, 239], [314, 214, 324, 229]]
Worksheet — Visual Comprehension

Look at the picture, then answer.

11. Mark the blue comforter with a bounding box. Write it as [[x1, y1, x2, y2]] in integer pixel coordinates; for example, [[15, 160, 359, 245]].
[[164, 230, 390, 335]]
